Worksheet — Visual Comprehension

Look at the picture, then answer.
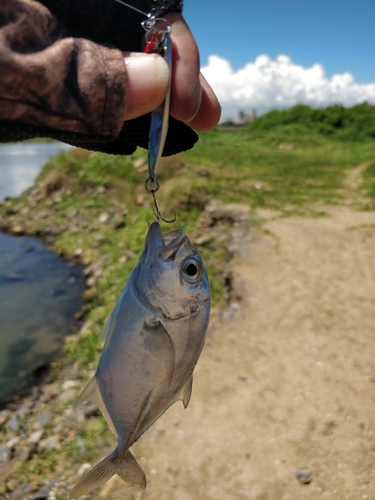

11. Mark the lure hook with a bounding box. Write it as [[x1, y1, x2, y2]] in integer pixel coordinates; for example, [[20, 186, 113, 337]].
[[145, 178, 176, 223]]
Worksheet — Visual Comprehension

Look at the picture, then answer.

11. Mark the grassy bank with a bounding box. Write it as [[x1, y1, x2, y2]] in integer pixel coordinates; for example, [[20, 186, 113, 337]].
[[1, 104, 375, 493]]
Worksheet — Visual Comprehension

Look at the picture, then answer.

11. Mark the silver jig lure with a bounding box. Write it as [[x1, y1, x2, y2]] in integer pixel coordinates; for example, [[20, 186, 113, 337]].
[[115, 0, 175, 222]]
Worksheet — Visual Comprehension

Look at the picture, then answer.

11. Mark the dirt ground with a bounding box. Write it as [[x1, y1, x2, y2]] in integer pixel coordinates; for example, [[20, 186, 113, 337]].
[[94, 205, 375, 500]]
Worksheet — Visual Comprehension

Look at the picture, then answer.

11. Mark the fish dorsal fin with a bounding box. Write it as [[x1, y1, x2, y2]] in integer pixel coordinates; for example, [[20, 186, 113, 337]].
[[75, 374, 118, 439]]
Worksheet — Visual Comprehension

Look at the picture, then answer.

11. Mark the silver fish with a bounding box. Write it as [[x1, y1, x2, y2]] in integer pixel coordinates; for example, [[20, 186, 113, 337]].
[[69, 222, 210, 498]]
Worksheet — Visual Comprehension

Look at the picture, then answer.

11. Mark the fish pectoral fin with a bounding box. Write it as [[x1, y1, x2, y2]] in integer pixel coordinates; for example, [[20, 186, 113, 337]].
[[69, 449, 119, 499], [117, 450, 147, 489], [144, 319, 175, 387], [75, 374, 118, 439], [181, 373, 193, 409]]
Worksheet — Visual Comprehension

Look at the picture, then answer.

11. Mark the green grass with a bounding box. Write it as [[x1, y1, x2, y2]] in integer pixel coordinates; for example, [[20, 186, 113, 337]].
[[181, 128, 375, 214]]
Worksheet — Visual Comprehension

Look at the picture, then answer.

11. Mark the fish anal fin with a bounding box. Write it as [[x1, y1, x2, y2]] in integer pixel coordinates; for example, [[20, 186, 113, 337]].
[[117, 451, 147, 489], [181, 373, 193, 409], [75, 374, 118, 439], [134, 374, 194, 442], [69, 449, 118, 499]]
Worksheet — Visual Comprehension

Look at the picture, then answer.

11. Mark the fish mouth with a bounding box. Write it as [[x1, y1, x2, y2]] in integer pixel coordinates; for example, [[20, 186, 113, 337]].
[[147, 222, 188, 261]]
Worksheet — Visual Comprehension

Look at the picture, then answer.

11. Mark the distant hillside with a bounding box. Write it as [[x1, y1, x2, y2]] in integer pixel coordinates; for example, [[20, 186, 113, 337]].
[[247, 103, 375, 141]]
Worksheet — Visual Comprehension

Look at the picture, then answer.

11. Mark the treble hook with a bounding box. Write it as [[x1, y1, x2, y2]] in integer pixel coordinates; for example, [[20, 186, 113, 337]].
[[145, 177, 176, 223]]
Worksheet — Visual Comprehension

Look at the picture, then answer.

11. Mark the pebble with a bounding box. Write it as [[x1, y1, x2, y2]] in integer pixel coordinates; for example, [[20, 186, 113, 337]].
[[16, 444, 33, 461], [11, 482, 31, 500], [7, 436, 21, 448], [6, 415, 21, 432], [295, 467, 313, 484], [0, 409, 12, 425], [58, 387, 77, 403], [0, 444, 11, 466], [77, 462, 92, 477], [38, 435, 60, 452], [62, 380, 80, 391], [28, 429, 44, 445], [41, 383, 59, 402], [30, 481, 59, 500], [222, 302, 241, 321], [98, 212, 109, 223], [38, 411, 52, 425]]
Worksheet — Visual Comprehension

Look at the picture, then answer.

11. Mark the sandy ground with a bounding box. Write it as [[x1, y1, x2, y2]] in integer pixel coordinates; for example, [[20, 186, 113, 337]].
[[96, 206, 375, 500]]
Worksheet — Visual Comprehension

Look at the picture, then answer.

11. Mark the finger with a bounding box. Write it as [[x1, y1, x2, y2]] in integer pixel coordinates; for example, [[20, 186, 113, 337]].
[[186, 73, 222, 131], [165, 13, 202, 124], [123, 52, 169, 121]]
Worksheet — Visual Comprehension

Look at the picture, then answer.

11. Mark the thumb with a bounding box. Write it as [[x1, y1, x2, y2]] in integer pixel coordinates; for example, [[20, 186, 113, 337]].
[[123, 52, 169, 121]]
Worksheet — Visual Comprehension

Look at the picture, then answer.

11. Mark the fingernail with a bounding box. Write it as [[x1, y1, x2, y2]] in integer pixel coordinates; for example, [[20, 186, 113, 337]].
[[124, 53, 169, 119]]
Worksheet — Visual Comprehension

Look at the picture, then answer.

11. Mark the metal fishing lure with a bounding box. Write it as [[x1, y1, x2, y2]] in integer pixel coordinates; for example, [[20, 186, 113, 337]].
[[115, 0, 175, 222]]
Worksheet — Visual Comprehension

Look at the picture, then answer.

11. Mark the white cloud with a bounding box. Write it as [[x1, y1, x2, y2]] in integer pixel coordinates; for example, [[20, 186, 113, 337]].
[[201, 54, 375, 121]]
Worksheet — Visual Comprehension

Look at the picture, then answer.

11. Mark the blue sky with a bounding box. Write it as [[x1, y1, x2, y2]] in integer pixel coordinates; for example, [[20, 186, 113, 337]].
[[184, 0, 375, 83], [182, 0, 375, 119]]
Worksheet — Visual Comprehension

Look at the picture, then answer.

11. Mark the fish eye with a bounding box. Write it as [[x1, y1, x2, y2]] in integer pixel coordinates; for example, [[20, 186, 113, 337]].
[[181, 258, 202, 284]]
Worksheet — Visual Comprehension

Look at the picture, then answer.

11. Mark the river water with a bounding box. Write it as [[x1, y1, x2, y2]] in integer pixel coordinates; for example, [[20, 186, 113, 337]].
[[0, 142, 84, 406]]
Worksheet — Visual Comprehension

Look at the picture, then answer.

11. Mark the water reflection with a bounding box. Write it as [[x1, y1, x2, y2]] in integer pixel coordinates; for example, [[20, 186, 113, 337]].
[[0, 142, 73, 201]]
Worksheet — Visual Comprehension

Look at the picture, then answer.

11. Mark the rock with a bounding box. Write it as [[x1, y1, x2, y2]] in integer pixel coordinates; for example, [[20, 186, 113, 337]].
[[11, 482, 31, 500], [58, 387, 77, 403], [38, 435, 60, 452], [77, 462, 92, 477], [41, 383, 59, 402], [112, 214, 125, 229], [7, 436, 21, 449], [16, 404, 31, 419], [294, 467, 313, 484], [30, 481, 59, 500], [28, 430, 44, 445], [17, 444, 33, 461], [0, 445, 11, 466], [133, 158, 146, 169], [98, 212, 109, 223], [222, 302, 241, 321], [62, 380, 80, 390], [6, 415, 21, 432], [202, 201, 249, 228], [11, 225, 25, 235], [0, 409, 12, 425], [37, 411, 52, 425]]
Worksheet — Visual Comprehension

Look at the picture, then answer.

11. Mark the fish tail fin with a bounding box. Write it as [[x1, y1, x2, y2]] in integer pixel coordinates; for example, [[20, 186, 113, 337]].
[[117, 450, 147, 489], [69, 449, 118, 499], [69, 449, 146, 499]]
